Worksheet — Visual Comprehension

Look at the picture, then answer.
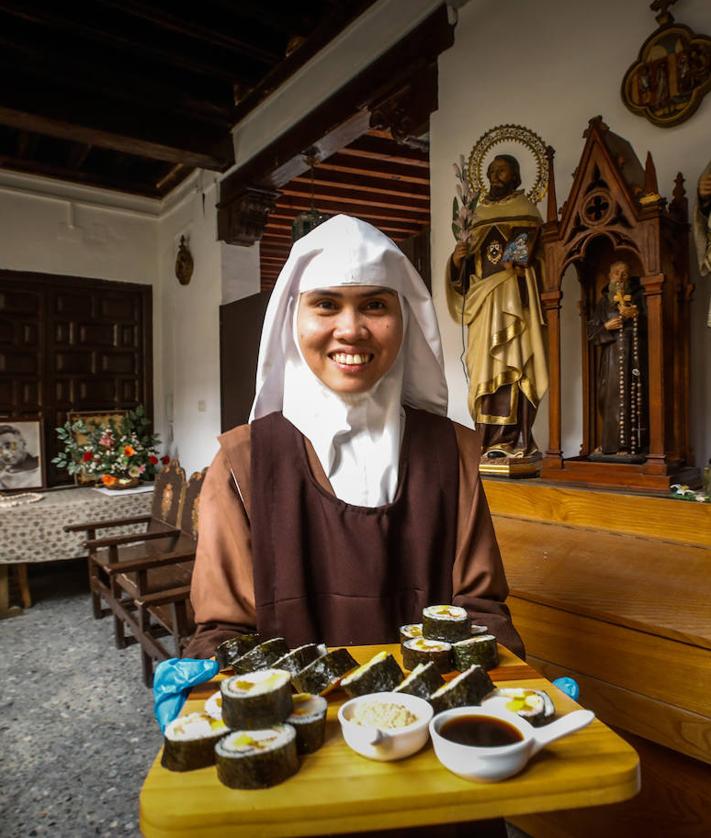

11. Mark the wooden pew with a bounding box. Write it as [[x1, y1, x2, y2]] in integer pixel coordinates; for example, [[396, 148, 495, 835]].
[[484, 479, 711, 838]]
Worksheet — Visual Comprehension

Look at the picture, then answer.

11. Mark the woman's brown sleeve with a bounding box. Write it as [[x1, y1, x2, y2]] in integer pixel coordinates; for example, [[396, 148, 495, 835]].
[[451, 423, 526, 659], [183, 441, 257, 659]]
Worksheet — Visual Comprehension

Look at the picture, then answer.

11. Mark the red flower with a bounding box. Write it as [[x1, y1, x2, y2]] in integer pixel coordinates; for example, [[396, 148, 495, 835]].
[[82, 451, 93, 462], [161, 455, 170, 465], [148, 455, 158, 465]]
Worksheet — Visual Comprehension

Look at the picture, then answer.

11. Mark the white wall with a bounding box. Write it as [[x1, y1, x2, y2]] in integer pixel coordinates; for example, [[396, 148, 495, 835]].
[[431, 0, 711, 466], [0, 171, 157, 284], [156, 173, 260, 474], [0, 169, 261, 475]]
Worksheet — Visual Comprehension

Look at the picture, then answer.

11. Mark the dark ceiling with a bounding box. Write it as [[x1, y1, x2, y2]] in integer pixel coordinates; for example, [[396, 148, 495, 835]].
[[0, 0, 375, 198]]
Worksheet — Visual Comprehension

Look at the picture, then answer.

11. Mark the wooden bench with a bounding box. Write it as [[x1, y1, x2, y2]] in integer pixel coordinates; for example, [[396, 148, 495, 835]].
[[484, 479, 711, 837]]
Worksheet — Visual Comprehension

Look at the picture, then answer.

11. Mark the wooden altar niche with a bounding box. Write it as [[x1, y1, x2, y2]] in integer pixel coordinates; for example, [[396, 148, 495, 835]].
[[540, 116, 699, 492]]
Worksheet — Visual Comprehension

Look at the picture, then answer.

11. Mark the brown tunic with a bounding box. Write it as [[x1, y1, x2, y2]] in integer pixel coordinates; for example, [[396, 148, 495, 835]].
[[185, 413, 524, 658], [250, 408, 458, 647]]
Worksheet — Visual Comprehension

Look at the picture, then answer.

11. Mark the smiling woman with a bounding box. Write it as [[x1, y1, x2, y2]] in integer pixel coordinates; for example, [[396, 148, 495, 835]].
[[296, 286, 403, 395], [183, 215, 524, 659]]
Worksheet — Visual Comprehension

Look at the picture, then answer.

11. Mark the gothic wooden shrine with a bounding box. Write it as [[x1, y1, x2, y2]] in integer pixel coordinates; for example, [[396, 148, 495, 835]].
[[540, 116, 699, 492]]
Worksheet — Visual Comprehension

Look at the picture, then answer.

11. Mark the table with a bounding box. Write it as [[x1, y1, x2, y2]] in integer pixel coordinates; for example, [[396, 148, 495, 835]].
[[0, 485, 153, 616], [139, 644, 640, 837]]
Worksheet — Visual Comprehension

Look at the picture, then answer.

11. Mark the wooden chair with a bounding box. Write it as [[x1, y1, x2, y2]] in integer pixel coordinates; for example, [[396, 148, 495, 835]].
[[65, 459, 185, 633], [93, 468, 207, 685]]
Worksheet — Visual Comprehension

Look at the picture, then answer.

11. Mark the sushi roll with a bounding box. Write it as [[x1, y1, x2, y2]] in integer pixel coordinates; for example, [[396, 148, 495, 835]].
[[292, 648, 358, 695], [273, 643, 323, 677], [287, 693, 328, 754], [232, 637, 290, 674], [422, 605, 471, 643], [401, 637, 453, 674], [215, 633, 261, 670], [393, 662, 444, 699], [497, 688, 555, 727], [216, 724, 299, 789], [452, 634, 499, 671], [220, 669, 293, 730], [161, 712, 228, 772], [204, 689, 222, 721], [399, 623, 423, 644], [341, 651, 404, 697], [429, 665, 495, 714]]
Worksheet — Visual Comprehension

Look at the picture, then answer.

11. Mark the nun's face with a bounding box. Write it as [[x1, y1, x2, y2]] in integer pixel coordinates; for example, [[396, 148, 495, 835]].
[[297, 286, 403, 394]]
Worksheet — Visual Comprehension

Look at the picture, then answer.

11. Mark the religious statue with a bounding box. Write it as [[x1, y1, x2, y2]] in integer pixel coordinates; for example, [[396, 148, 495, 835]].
[[693, 161, 711, 327], [587, 261, 647, 459], [446, 154, 548, 464]]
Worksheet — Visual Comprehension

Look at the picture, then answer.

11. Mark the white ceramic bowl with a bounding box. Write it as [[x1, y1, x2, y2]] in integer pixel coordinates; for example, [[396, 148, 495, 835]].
[[338, 692, 434, 761], [430, 704, 595, 782]]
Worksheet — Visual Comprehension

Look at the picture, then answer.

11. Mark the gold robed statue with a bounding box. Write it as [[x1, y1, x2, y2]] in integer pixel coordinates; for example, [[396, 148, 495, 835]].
[[447, 148, 548, 471]]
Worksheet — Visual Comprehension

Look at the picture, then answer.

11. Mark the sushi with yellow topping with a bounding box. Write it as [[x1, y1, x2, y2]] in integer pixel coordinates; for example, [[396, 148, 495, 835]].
[[216, 724, 299, 789], [341, 651, 404, 697], [220, 669, 293, 730], [287, 693, 328, 754], [161, 712, 228, 772], [401, 637, 453, 674], [422, 604, 471, 643]]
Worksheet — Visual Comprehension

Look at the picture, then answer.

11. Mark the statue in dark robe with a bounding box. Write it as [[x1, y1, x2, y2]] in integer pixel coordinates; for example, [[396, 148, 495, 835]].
[[587, 261, 648, 458]]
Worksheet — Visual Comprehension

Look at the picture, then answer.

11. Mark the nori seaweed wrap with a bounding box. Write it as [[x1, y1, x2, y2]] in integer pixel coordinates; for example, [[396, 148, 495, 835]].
[[429, 665, 495, 714], [216, 724, 299, 789], [287, 693, 328, 754], [341, 651, 404, 697], [422, 605, 471, 643], [402, 637, 453, 674], [399, 623, 423, 644], [292, 648, 358, 695], [497, 687, 555, 726], [232, 637, 290, 674], [393, 662, 444, 699], [161, 712, 228, 772], [215, 632, 261, 670], [220, 669, 293, 730], [452, 634, 499, 671], [273, 643, 322, 677]]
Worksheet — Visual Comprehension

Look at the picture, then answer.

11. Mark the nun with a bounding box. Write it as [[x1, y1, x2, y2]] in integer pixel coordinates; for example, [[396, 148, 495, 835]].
[[184, 215, 523, 659]]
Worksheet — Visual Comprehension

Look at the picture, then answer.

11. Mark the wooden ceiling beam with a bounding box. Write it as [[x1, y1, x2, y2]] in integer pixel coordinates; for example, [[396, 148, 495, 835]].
[[275, 196, 429, 224], [94, 0, 281, 65], [291, 171, 429, 200], [279, 186, 428, 214], [219, 5, 452, 244], [344, 134, 429, 164], [0, 151, 166, 197], [311, 159, 429, 186], [0, 100, 231, 170], [0, 33, 232, 125], [267, 211, 423, 237], [0, 2, 248, 84]]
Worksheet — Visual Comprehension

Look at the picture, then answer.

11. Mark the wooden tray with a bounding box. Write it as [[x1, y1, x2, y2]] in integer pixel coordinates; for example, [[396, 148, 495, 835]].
[[140, 644, 639, 837]]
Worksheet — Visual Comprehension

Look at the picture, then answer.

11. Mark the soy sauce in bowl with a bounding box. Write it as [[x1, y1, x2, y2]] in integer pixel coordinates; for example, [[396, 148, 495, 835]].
[[440, 714, 523, 747]]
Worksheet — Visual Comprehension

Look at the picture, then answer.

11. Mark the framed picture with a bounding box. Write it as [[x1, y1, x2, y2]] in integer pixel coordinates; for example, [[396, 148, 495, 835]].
[[0, 419, 45, 491], [67, 411, 128, 485]]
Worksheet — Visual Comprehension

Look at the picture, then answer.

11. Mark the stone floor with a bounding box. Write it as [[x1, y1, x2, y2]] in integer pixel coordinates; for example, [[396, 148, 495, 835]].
[[0, 562, 531, 838], [0, 560, 161, 838]]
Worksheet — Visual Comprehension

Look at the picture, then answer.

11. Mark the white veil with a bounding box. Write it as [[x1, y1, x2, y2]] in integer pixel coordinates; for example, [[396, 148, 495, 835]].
[[249, 215, 447, 506]]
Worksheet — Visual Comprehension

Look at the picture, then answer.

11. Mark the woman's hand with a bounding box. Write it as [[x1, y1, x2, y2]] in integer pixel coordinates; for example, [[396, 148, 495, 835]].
[[621, 304, 638, 320], [452, 241, 469, 270]]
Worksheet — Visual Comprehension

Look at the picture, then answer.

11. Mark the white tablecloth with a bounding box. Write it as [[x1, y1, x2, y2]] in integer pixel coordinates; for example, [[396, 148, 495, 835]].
[[0, 486, 154, 564]]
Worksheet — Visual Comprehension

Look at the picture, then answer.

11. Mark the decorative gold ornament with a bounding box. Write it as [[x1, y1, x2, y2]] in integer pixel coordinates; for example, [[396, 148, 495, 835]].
[[486, 240, 503, 264], [175, 235, 194, 286], [621, 0, 711, 128], [467, 124, 549, 205]]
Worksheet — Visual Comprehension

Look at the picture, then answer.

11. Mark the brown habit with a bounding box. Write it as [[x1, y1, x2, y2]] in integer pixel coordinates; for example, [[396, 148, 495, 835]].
[[185, 411, 523, 659]]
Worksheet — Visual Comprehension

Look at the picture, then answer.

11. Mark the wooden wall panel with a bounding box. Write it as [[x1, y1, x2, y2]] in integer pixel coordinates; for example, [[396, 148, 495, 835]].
[[0, 270, 152, 486]]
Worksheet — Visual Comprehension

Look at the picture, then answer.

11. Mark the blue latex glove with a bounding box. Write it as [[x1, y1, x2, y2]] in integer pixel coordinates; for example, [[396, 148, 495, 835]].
[[552, 676, 580, 701], [153, 657, 219, 733]]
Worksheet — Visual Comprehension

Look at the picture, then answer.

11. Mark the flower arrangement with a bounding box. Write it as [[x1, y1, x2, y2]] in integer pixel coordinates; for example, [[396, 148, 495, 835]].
[[670, 483, 710, 503], [53, 406, 167, 488], [451, 154, 480, 243]]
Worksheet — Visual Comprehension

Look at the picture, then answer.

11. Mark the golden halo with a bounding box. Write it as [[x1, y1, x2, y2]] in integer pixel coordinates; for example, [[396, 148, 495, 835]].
[[467, 124, 549, 205]]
